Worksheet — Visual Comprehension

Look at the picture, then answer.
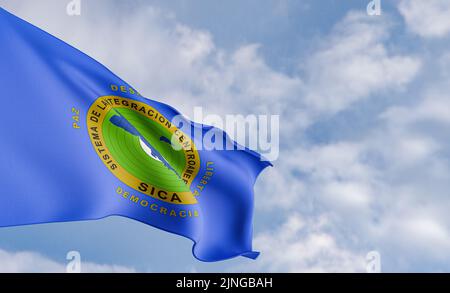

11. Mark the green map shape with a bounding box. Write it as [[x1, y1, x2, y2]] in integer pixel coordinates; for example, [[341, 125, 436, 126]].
[[102, 108, 189, 192]]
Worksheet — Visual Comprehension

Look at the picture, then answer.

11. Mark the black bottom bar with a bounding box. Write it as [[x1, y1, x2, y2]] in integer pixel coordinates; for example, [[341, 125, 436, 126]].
[[0, 273, 449, 291]]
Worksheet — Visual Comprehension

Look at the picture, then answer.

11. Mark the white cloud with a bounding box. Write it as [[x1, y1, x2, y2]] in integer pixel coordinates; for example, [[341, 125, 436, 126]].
[[381, 93, 450, 127], [302, 12, 421, 115], [0, 248, 136, 273], [281, 95, 450, 269], [250, 11, 436, 272], [257, 4, 445, 271], [249, 214, 365, 272], [255, 11, 421, 211], [398, 0, 450, 38]]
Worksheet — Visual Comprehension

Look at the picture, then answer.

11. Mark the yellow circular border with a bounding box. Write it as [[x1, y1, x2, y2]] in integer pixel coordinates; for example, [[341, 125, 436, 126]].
[[87, 96, 200, 205]]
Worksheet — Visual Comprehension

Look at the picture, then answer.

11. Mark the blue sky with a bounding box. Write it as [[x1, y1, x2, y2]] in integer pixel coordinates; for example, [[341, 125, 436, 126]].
[[0, 0, 450, 272]]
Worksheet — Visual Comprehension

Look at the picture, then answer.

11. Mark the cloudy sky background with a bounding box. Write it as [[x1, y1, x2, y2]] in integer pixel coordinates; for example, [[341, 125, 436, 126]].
[[0, 0, 449, 272]]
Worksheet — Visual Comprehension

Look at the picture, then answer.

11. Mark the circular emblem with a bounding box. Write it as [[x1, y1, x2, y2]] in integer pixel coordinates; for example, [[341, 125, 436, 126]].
[[87, 96, 200, 205]]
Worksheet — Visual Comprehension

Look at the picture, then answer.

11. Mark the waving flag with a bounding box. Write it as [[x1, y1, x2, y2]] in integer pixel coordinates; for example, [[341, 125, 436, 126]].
[[0, 7, 271, 261]]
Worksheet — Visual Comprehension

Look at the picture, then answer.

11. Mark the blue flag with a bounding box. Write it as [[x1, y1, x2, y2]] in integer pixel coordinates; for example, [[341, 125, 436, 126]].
[[0, 7, 270, 261]]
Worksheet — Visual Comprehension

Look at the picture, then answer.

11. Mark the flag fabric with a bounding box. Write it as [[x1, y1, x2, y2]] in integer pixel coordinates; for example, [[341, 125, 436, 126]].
[[0, 8, 271, 262]]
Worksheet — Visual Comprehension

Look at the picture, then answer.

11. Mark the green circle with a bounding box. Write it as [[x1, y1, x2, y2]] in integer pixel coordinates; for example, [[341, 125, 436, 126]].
[[102, 108, 189, 192]]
